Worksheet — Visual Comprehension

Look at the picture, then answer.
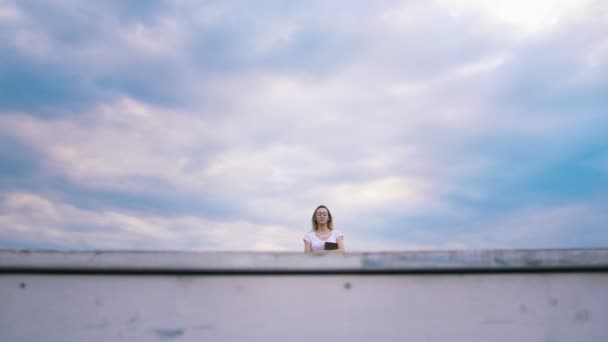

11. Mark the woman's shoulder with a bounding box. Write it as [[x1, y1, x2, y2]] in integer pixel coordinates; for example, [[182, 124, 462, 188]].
[[332, 229, 344, 237]]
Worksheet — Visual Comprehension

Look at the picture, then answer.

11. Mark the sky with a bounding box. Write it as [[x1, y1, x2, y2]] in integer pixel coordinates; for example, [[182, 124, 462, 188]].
[[0, 0, 607, 252]]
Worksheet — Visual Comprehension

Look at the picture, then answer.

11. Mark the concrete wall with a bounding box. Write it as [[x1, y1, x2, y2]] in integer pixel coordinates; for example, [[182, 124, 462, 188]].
[[1, 249, 607, 342]]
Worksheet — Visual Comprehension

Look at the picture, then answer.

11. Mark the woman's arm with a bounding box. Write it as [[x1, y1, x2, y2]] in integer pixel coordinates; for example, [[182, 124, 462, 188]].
[[304, 240, 312, 253], [337, 236, 345, 251]]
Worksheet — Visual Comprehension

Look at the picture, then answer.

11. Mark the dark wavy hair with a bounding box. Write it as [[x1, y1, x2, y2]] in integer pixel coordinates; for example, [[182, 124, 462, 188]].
[[311, 205, 333, 231]]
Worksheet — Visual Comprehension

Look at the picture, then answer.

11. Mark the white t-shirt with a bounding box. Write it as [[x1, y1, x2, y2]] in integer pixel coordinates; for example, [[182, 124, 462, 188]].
[[303, 230, 344, 252]]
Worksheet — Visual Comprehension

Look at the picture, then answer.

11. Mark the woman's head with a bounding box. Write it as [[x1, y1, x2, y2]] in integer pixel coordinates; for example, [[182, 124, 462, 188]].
[[311, 205, 333, 231]]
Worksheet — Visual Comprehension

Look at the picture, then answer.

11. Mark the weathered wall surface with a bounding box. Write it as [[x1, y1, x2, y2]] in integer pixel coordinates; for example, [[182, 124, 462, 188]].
[[1, 250, 607, 342]]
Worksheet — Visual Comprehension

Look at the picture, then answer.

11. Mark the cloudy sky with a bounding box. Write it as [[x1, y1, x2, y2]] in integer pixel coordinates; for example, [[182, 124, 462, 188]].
[[0, 0, 607, 252]]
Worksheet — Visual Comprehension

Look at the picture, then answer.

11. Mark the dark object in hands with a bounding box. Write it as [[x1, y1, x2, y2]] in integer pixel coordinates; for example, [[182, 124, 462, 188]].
[[324, 242, 339, 250]]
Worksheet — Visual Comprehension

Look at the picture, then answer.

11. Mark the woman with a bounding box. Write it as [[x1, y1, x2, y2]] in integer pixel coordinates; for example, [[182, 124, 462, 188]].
[[303, 205, 345, 253]]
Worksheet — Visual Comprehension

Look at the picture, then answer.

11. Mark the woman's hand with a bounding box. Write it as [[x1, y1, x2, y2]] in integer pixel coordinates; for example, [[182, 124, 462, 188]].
[[337, 236, 345, 251]]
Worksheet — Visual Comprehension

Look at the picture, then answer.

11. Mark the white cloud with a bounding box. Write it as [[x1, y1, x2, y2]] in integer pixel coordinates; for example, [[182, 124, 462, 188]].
[[0, 2, 191, 73], [459, 203, 608, 248], [0, 1, 21, 21], [0, 192, 302, 251], [327, 176, 436, 216], [0, 100, 213, 192], [435, 0, 593, 36], [584, 38, 608, 71]]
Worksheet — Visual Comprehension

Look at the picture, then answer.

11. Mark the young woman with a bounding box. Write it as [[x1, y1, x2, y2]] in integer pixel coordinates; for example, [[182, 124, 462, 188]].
[[303, 205, 345, 253]]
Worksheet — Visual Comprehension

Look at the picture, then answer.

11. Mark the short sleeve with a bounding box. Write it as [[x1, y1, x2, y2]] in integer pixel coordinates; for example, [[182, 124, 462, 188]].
[[333, 230, 344, 238], [303, 232, 312, 243]]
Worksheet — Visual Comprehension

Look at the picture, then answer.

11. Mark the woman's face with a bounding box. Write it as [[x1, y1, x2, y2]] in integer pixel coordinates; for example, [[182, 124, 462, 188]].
[[315, 207, 329, 225]]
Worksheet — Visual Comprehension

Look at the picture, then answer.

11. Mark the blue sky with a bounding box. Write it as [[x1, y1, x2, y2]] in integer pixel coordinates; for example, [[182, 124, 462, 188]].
[[0, 0, 607, 251]]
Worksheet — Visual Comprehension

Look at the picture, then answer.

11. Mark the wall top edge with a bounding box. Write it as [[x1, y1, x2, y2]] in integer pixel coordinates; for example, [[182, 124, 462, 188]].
[[1, 248, 608, 273]]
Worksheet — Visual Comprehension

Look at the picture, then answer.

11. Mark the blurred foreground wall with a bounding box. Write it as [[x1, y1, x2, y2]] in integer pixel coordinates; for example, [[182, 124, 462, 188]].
[[1, 249, 607, 342]]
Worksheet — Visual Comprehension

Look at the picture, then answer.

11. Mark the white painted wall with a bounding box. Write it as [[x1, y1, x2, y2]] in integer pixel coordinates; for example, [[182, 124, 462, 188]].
[[1, 250, 607, 342]]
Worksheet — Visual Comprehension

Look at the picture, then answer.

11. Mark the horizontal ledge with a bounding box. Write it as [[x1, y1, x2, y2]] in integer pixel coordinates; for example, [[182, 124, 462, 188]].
[[1, 248, 608, 274]]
